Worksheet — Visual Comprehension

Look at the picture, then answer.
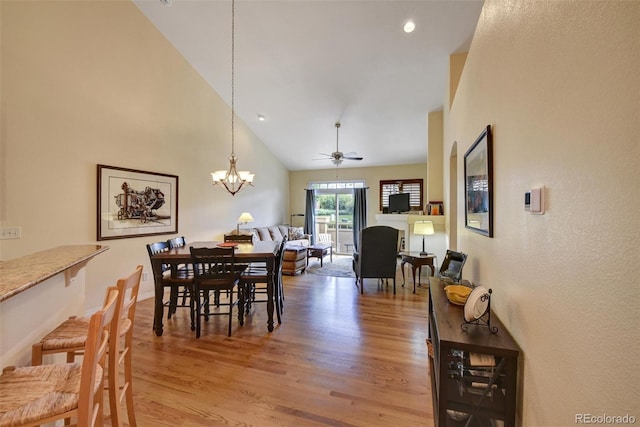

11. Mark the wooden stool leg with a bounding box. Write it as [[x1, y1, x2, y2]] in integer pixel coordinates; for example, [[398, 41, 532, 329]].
[[32, 343, 44, 366], [124, 343, 137, 427], [108, 338, 123, 427]]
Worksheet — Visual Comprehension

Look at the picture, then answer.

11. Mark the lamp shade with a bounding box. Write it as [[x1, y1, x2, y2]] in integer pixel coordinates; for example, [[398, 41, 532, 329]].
[[414, 221, 434, 236], [237, 212, 254, 224]]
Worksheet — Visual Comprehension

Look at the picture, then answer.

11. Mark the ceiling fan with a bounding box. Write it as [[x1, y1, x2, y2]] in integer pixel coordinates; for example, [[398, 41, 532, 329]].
[[315, 122, 363, 166]]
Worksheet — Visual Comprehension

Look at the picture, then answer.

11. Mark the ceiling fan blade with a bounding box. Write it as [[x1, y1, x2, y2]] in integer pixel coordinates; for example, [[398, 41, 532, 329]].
[[343, 152, 363, 160]]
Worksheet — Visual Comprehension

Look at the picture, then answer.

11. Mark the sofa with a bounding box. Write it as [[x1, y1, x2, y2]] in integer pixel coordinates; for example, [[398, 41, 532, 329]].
[[228, 225, 311, 247], [228, 225, 311, 276]]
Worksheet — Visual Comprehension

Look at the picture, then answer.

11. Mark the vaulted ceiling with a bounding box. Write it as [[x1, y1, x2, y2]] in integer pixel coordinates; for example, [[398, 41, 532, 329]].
[[134, 0, 483, 171]]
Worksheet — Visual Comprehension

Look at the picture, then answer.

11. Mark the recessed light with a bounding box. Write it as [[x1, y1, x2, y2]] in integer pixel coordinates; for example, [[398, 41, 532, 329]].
[[258, 115, 265, 121], [404, 20, 415, 33]]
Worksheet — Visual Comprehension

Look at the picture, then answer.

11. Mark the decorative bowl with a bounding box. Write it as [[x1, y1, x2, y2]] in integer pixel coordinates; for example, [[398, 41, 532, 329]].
[[444, 284, 472, 305]]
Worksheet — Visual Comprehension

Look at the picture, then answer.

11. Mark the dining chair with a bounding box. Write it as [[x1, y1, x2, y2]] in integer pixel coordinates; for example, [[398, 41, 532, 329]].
[[240, 236, 287, 324], [1, 288, 118, 427], [31, 266, 143, 427], [167, 236, 192, 307], [190, 246, 244, 338], [146, 241, 194, 324]]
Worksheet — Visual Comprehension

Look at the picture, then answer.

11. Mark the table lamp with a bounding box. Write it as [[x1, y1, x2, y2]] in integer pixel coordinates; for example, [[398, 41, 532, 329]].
[[413, 221, 434, 255], [237, 212, 254, 233]]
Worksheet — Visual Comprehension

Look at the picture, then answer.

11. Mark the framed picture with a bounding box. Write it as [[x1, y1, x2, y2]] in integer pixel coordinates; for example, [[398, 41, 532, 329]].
[[97, 164, 178, 240], [464, 125, 493, 237]]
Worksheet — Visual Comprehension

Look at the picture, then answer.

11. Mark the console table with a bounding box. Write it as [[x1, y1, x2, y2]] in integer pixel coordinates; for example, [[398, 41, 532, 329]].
[[428, 277, 521, 426]]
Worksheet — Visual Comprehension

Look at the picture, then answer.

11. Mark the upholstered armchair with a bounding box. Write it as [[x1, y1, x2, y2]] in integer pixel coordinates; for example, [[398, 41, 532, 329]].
[[352, 225, 399, 294]]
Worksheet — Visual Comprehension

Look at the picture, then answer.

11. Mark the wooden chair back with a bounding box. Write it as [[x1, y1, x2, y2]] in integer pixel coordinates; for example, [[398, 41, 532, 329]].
[[78, 287, 119, 427], [317, 233, 332, 244], [146, 241, 171, 274], [190, 247, 239, 282], [108, 265, 143, 427], [167, 236, 187, 249]]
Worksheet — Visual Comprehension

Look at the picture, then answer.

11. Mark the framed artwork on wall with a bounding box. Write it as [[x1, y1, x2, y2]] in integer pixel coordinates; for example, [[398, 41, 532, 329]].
[[464, 125, 493, 237], [97, 164, 178, 240]]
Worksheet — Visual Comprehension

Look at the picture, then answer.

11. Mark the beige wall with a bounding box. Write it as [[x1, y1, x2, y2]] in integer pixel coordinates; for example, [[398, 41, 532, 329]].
[[448, 51, 467, 109], [427, 110, 443, 203], [289, 163, 427, 224], [445, 1, 639, 425], [0, 1, 289, 311]]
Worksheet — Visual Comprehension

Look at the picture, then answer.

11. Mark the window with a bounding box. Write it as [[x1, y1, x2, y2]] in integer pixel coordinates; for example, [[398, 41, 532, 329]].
[[379, 179, 423, 212], [308, 181, 366, 191]]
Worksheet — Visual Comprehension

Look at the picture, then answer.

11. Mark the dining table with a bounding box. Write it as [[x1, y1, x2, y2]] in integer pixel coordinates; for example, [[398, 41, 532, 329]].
[[149, 240, 280, 336]]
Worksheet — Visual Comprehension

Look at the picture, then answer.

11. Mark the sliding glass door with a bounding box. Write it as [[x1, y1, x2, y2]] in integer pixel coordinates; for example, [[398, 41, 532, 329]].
[[310, 181, 364, 254]]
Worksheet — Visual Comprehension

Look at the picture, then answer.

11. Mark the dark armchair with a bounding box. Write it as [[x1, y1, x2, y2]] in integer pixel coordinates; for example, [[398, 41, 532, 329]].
[[352, 225, 399, 294]]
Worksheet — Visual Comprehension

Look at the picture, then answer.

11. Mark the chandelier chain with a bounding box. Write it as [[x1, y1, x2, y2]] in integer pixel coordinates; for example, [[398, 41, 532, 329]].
[[231, 0, 235, 156], [211, 0, 254, 195]]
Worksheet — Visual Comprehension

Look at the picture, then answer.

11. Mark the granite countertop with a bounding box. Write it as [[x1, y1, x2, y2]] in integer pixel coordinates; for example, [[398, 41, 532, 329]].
[[0, 245, 109, 302]]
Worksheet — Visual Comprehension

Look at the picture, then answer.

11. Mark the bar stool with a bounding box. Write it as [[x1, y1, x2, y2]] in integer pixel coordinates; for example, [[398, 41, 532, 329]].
[[31, 265, 143, 427], [1, 288, 118, 427]]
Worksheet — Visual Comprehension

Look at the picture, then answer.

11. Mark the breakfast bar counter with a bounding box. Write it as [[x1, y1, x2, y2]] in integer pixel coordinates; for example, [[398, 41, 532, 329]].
[[0, 245, 108, 366], [0, 244, 109, 302]]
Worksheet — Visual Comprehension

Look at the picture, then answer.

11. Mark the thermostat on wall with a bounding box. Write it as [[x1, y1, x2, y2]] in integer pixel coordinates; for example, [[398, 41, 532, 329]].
[[525, 186, 545, 214]]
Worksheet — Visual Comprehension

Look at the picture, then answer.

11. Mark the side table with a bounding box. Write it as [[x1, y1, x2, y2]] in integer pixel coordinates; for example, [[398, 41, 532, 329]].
[[399, 252, 437, 293]]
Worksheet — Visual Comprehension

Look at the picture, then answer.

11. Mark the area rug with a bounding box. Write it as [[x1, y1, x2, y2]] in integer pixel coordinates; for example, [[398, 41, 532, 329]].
[[306, 256, 356, 278]]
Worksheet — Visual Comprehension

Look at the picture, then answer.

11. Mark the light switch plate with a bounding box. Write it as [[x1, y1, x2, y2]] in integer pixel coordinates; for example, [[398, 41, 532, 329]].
[[0, 227, 22, 239], [530, 187, 544, 214]]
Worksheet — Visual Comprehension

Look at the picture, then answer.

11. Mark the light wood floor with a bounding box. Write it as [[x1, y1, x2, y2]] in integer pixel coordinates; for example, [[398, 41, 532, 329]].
[[129, 261, 434, 426]]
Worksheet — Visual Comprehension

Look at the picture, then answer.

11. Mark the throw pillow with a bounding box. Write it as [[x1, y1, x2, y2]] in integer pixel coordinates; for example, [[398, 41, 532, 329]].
[[256, 227, 272, 241], [288, 227, 305, 240], [268, 226, 284, 240]]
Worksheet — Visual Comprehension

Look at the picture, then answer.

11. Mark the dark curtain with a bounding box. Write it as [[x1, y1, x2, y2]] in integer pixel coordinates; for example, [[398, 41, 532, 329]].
[[304, 189, 316, 245], [352, 187, 367, 252]]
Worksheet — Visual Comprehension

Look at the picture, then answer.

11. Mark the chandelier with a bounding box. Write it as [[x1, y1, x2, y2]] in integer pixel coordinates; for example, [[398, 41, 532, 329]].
[[211, 0, 254, 196]]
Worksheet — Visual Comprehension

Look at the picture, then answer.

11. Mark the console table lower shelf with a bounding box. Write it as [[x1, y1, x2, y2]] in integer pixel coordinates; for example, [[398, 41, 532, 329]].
[[428, 277, 521, 426]]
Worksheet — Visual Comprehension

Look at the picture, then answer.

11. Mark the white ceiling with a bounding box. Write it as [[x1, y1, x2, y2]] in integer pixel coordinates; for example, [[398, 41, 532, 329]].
[[134, 0, 483, 171]]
